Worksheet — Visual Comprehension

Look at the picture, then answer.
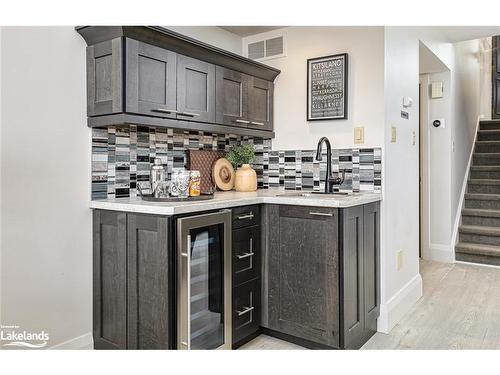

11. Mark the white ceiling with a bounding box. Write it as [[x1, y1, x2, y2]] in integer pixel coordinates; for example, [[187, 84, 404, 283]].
[[433, 26, 500, 43], [220, 26, 500, 42], [218, 26, 285, 37]]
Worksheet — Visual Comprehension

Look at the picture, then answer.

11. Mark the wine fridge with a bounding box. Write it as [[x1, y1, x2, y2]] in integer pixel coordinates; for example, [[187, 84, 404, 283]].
[[176, 210, 232, 350]]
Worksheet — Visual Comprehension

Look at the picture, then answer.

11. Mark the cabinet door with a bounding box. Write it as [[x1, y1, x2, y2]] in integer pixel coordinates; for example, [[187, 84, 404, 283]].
[[341, 205, 365, 349], [233, 278, 261, 346], [177, 55, 216, 123], [268, 205, 339, 347], [127, 214, 170, 349], [215, 66, 249, 127], [247, 77, 273, 131], [125, 39, 177, 118], [93, 210, 127, 349], [363, 202, 380, 333], [87, 38, 123, 116], [232, 226, 261, 287]]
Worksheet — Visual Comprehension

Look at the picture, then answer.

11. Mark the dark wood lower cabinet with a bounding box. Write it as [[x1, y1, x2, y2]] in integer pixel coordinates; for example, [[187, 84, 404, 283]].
[[127, 214, 170, 349], [232, 278, 261, 346], [93, 202, 379, 350], [93, 210, 172, 349], [263, 202, 380, 350], [93, 210, 128, 349], [266, 205, 340, 348]]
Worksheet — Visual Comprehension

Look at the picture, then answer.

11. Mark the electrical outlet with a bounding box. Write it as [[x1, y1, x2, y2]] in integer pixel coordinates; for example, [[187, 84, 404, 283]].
[[397, 250, 404, 271], [412, 130, 416, 146], [391, 126, 397, 143], [354, 126, 364, 144]]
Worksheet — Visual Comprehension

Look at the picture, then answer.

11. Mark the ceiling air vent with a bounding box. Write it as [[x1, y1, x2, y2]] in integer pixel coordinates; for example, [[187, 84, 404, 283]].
[[246, 35, 286, 61], [248, 40, 265, 60]]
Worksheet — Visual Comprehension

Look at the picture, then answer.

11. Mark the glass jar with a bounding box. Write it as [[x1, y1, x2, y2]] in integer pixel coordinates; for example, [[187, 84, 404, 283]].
[[177, 170, 191, 198], [169, 169, 181, 197]]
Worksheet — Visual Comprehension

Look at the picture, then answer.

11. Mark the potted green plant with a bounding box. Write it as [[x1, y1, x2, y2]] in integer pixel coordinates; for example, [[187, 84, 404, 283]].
[[226, 144, 257, 192]]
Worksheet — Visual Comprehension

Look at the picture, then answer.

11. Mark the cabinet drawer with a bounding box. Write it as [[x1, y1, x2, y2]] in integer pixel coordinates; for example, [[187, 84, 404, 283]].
[[232, 278, 261, 345], [233, 226, 261, 286], [232, 205, 260, 229]]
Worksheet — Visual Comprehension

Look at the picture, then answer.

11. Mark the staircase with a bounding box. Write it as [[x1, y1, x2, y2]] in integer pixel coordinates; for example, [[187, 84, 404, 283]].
[[456, 120, 500, 266]]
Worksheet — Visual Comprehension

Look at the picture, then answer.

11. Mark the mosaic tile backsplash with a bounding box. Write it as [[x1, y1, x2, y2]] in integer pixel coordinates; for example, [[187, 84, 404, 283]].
[[91, 125, 382, 199]]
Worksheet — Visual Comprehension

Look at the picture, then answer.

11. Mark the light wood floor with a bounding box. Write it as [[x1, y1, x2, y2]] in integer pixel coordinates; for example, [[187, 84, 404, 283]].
[[241, 260, 500, 350], [363, 259, 500, 349]]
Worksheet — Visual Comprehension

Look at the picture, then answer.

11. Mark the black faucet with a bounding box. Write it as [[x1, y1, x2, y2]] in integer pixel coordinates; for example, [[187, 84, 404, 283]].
[[315, 136, 345, 193]]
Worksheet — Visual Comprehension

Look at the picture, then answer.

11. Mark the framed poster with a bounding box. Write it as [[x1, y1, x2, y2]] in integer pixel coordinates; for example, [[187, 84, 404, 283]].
[[307, 53, 348, 121]]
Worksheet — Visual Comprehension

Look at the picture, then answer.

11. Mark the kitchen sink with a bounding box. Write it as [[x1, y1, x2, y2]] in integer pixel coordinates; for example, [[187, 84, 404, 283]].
[[275, 191, 353, 198]]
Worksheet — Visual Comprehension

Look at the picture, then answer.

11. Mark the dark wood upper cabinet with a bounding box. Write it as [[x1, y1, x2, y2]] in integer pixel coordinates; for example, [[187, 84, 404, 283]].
[[215, 66, 249, 127], [125, 39, 177, 119], [78, 27, 279, 137], [247, 77, 273, 131], [176, 55, 216, 123], [87, 38, 123, 116]]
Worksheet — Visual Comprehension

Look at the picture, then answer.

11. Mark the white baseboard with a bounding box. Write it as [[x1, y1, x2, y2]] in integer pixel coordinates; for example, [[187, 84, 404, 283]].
[[377, 273, 423, 334], [425, 243, 455, 263], [48, 332, 93, 350]]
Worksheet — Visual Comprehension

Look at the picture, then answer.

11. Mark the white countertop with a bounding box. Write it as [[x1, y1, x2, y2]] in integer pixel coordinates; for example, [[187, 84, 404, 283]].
[[89, 188, 382, 215]]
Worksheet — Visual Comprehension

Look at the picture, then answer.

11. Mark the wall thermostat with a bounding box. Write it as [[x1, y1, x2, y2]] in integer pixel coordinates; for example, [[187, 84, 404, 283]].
[[432, 118, 445, 128], [431, 81, 444, 98]]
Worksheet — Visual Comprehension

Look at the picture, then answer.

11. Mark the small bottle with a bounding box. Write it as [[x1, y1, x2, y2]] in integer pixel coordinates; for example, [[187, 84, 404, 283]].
[[189, 171, 201, 197]]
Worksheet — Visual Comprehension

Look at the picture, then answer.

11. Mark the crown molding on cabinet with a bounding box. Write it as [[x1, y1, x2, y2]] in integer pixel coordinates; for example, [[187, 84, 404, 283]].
[[76, 26, 281, 82]]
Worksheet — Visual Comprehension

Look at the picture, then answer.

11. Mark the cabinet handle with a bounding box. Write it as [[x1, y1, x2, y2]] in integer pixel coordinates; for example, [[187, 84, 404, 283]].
[[236, 213, 254, 220], [250, 121, 265, 126], [178, 111, 201, 117], [180, 235, 191, 350], [153, 108, 178, 114], [236, 252, 254, 260], [309, 212, 333, 217], [236, 306, 254, 316], [235, 119, 250, 124]]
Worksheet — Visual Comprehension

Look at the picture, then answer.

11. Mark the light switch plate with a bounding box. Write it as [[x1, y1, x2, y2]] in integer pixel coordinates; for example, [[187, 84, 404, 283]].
[[391, 126, 397, 143], [354, 126, 364, 144], [397, 250, 404, 271]]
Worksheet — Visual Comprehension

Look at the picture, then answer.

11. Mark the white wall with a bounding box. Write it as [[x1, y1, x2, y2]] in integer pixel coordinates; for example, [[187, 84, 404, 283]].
[[243, 27, 385, 150], [379, 27, 423, 332], [428, 70, 452, 249], [420, 39, 490, 263], [380, 28, 492, 332], [167, 26, 242, 55], [451, 39, 485, 241], [1, 27, 91, 348]]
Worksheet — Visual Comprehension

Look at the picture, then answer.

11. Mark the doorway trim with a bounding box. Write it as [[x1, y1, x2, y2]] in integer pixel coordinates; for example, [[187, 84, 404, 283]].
[[419, 74, 430, 260]]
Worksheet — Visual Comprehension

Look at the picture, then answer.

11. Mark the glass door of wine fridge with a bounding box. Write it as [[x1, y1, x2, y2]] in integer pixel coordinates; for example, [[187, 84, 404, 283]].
[[177, 210, 232, 350]]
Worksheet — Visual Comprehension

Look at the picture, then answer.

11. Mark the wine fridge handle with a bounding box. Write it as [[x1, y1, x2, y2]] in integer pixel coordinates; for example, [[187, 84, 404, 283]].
[[180, 234, 191, 350]]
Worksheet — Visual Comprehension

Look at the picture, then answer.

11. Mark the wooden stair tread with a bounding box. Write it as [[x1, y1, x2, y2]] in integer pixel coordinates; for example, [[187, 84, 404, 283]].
[[462, 208, 500, 218], [465, 193, 500, 200], [456, 242, 500, 257], [459, 224, 500, 236], [468, 179, 500, 185]]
